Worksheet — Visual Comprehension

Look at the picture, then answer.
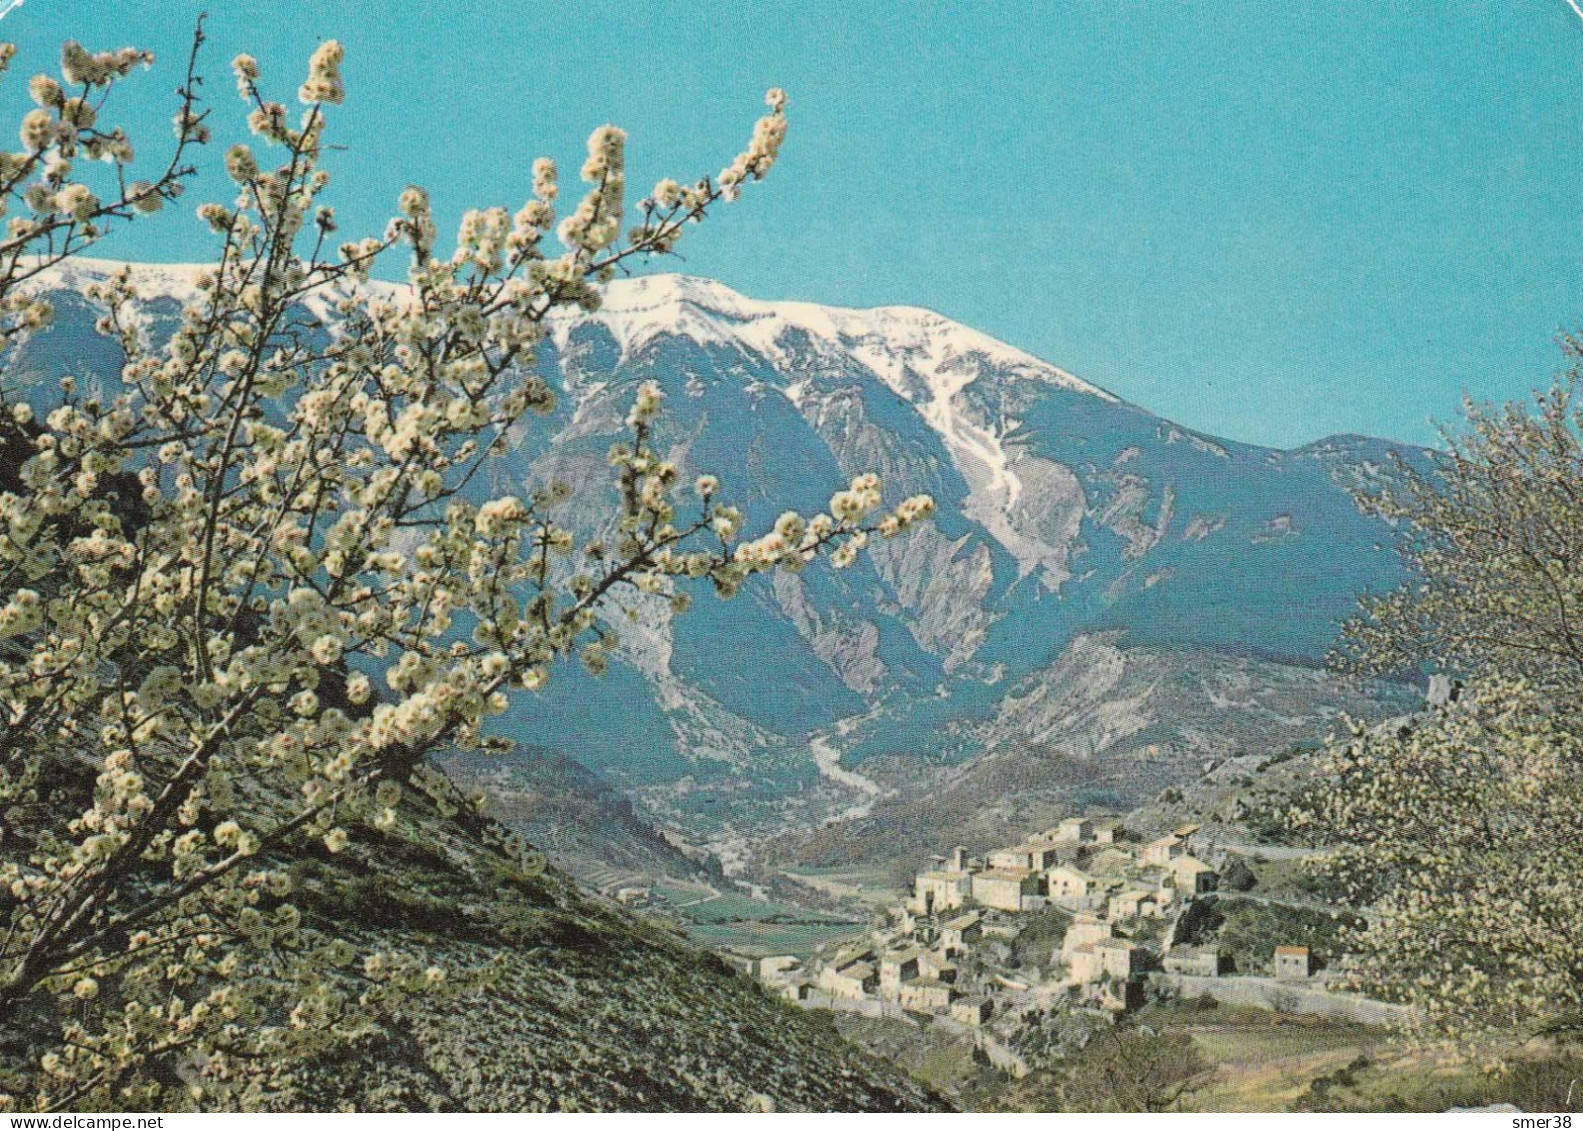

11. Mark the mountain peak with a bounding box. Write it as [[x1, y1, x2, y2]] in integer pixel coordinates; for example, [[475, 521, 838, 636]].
[[557, 272, 1120, 406]]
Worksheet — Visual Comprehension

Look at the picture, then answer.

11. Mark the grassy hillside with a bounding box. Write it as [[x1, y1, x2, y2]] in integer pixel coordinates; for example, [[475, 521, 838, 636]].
[[1, 759, 945, 1114], [287, 821, 942, 1110]]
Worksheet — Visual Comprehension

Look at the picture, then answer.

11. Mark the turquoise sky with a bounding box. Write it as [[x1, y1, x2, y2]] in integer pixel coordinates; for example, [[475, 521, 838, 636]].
[[5, 1, 1583, 448]]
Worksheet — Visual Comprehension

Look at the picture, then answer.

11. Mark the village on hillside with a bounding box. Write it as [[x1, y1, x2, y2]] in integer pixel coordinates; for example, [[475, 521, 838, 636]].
[[738, 815, 1406, 1069]]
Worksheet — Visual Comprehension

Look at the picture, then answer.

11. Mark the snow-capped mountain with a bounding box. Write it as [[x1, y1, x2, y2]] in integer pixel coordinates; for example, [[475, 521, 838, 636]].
[[9, 263, 1422, 850]]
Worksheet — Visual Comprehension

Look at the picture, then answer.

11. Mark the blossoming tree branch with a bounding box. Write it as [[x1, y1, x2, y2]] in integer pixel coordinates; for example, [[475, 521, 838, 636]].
[[0, 26, 933, 1110]]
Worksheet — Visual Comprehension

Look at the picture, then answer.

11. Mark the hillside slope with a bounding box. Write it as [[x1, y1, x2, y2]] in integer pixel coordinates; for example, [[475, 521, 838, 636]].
[[0, 759, 943, 1113], [439, 748, 721, 891], [760, 633, 1415, 880], [281, 814, 943, 1111]]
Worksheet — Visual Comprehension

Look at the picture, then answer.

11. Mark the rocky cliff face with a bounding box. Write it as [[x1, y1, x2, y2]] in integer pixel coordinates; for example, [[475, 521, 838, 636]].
[[509, 274, 1419, 834], [759, 632, 1415, 877]]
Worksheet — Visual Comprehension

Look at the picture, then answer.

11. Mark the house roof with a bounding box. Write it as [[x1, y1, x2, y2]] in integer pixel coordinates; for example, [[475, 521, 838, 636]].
[[995, 841, 1058, 858], [918, 869, 970, 884], [1088, 847, 1135, 874], [1275, 945, 1310, 957], [1094, 938, 1135, 952], [1174, 856, 1216, 874], [943, 911, 982, 930], [978, 867, 1036, 882], [840, 961, 876, 979]]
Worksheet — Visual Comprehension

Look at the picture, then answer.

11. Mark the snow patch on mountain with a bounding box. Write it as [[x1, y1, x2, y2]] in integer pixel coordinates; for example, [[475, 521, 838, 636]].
[[550, 272, 1116, 399], [31, 257, 211, 300], [554, 274, 1110, 583]]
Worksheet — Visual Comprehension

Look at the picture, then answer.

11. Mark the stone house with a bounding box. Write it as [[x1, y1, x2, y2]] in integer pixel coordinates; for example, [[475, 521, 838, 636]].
[[1068, 937, 1138, 983], [972, 867, 1042, 912], [1109, 886, 1176, 920], [1274, 945, 1313, 981], [989, 841, 1063, 871], [720, 953, 756, 976], [981, 917, 1021, 940], [819, 960, 877, 1000], [1149, 884, 1178, 917], [1163, 947, 1223, 977], [879, 949, 921, 997], [1054, 816, 1094, 843], [918, 949, 957, 982], [1143, 833, 1189, 867], [1089, 817, 1122, 844], [1092, 937, 1137, 980], [950, 996, 994, 1026], [898, 978, 955, 1014], [1047, 865, 1105, 912], [1170, 855, 1219, 896], [913, 867, 973, 916], [1061, 914, 1112, 957], [940, 911, 983, 951], [1066, 943, 1103, 984], [1107, 888, 1151, 920], [757, 955, 800, 981]]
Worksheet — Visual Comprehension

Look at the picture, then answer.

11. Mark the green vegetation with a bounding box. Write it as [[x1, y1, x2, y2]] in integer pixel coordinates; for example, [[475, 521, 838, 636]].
[[668, 889, 862, 957], [1006, 906, 1071, 972], [982, 1024, 1210, 1113], [832, 1015, 988, 1099], [1183, 897, 1359, 974], [1296, 1051, 1583, 1113], [1220, 856, 1258, 892]]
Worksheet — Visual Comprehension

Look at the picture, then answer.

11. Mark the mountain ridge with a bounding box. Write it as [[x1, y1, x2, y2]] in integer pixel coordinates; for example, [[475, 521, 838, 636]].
[[11, 261, 1427, 867], [33, 258, 1391, 454]]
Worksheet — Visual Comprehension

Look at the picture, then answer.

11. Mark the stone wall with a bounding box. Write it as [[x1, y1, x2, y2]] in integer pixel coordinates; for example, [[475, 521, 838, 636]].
[[1151, 973, 1412, 1027]]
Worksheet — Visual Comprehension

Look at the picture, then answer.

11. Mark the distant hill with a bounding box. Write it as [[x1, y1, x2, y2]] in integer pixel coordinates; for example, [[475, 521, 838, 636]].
[[440, 747, 722, 891], [759, 632, 1415, 882]]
